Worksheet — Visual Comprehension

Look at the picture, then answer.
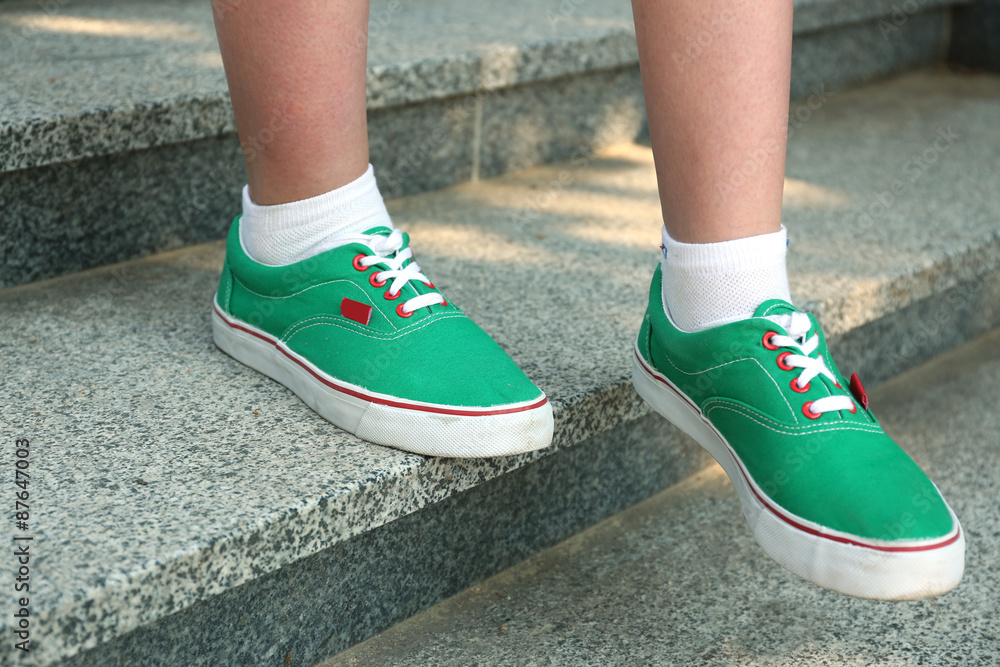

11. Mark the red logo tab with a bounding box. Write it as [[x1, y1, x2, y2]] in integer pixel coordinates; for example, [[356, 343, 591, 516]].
[[849, 372, 868, 410], [341, 298, 373, 326]]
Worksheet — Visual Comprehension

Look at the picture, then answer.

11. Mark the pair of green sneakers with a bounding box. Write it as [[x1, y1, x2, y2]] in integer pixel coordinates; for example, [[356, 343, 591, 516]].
[[213, 217, 964, 600]]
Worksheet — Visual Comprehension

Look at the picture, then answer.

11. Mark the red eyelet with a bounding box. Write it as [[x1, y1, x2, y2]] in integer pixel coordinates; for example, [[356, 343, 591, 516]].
[[776, 352, 795, 371], [423, 280, 435, 289], [369, 272, 387, 288], [352, 254, 368, 271], [762, 331, 780, 350], [802, 401, 821, 419], [396, 303, 412, 318], [384, 290, 400, 301], [790, 378, 809, 393], [441, 298, 447, 306], [848, 402, 857, 414]]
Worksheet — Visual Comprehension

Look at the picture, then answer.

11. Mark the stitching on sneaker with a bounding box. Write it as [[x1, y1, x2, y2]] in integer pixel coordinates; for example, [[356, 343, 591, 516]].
[[232, 275, 361, 300], [284, 309, 465, 340], [283, 313, 469, 344], [232, 264, 447, 331], [234, 274, 401, 333], [655, 351, 798, 423], [287, 295, 401, 334], [759, 302, 791, 317], [219, 265, 232, 312], [703, 402, 883, 435]]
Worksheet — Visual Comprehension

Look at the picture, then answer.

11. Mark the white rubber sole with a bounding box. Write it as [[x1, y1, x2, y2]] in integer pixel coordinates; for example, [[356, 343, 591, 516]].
[[212, 302, 554, 458], [632, 346, 964, 600]]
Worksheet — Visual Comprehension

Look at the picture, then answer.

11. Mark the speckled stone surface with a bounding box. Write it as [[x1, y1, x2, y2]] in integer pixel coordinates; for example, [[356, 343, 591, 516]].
[[478, 67, 646, 181], [0, 0, 964, 173], [62, 415, 714, 667], [778, 71, 1000, 337], [0, 0, 639, 173], [1, 70, 999, 665], [793, 0, 970, 33], [832, 268, 1000, 385], [789, 8, 948, 100], [0, 71, 636, 287], [325, 329, 1000, 667], [0, 0, 968, 287], [0, 136, 246, 285]]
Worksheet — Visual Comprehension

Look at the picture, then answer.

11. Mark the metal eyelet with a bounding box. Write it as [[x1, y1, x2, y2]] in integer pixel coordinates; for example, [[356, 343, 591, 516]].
[[776, 352, 795, 371], [352, 254, 368, 271], [802, 401, 821, 420]]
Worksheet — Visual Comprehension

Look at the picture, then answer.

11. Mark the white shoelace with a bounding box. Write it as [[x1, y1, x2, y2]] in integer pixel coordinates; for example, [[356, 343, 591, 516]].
[[764, 311, 856, 417], [355, 228, 445, 315]]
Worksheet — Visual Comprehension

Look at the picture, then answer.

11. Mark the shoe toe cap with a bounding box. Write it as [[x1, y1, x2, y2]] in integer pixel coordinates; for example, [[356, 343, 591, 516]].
[[716, 410, 957, 542]]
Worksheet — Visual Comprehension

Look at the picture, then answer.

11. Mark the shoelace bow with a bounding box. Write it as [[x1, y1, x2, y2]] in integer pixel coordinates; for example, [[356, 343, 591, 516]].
[[356, 229, 445, 315], [764, 311, 856, 417]]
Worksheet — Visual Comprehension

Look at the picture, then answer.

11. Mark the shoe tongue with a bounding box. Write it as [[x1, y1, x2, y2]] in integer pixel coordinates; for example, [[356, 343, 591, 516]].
[[753, 298, 800, 319], [755, 299, 812, 342]]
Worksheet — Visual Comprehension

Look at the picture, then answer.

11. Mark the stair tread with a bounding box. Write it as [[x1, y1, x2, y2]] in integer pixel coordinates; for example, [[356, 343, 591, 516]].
[[324, 327, 1000, 666], [1, 69, 999, 665], [0, 0, 967, 173]]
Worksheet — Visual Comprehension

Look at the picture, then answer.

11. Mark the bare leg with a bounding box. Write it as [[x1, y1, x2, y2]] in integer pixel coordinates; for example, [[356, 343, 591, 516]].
[[632, 0, 793, 243], [212, 0, 370, 205]]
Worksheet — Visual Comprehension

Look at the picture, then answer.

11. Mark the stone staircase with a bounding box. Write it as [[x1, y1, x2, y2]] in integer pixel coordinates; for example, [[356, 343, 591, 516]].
[[0, 0, 966, 288], [1, 0, 998, 665]]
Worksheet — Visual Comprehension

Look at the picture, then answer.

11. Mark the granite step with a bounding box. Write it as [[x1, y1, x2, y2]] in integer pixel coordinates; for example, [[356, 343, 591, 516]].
[[323, 327, 1000, 667], [2, 69, 999, 666], [0, 0, 966, 288]]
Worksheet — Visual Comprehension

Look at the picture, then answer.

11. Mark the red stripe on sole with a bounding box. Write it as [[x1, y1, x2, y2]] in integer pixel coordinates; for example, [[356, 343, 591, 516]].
[[216, 305, 547, 417], [633, 348, 959, 554]]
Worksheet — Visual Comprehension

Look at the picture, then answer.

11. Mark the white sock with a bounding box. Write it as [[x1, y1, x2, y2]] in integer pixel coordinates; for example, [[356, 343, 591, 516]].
[[660, 225, 792, 332], [239, 164, 394, 266]]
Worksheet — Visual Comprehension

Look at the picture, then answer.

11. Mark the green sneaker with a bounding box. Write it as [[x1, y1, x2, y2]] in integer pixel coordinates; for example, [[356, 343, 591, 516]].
[[212, 217, 553, 457], [632, 266, 964, 600]]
